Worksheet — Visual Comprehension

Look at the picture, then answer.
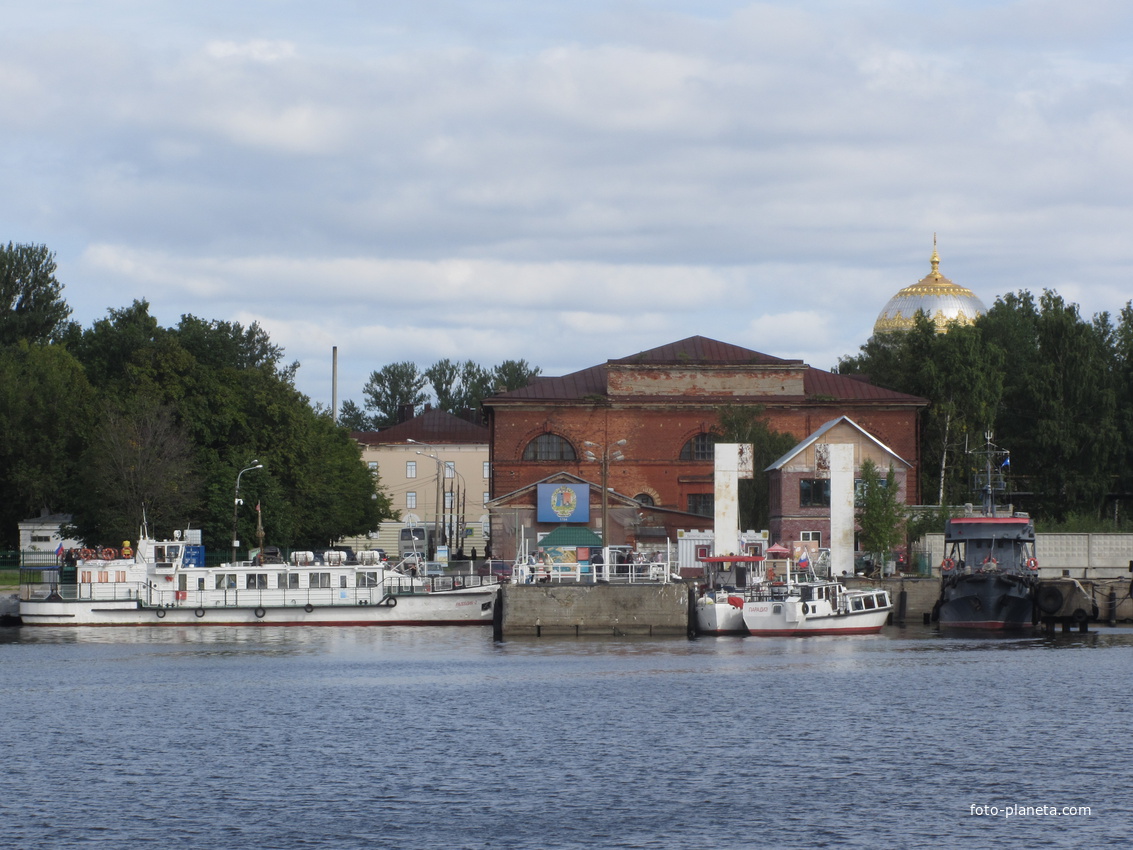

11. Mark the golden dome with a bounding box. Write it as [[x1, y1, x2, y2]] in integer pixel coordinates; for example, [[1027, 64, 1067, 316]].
[[873, 239, 986, 334]]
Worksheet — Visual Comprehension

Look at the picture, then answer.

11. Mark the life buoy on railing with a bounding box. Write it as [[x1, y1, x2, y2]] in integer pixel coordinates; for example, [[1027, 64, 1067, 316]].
[[982, 557, 998, 568], [941, 558, 955, 572], [121, 546, 133, 558], [80, 549, 93, 561], [1026, 557, 1039, 571], [102, 547, 118, 560]]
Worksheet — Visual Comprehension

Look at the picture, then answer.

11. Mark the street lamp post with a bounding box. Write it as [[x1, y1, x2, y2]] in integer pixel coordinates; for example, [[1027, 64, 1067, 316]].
[[407, 439, 444, 559], [231, 460, 263, 565], [583, 440, 626, 568]]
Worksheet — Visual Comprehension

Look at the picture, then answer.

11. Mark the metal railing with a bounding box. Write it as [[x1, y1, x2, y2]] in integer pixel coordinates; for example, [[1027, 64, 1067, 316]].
[[20, 573, 499, 606]]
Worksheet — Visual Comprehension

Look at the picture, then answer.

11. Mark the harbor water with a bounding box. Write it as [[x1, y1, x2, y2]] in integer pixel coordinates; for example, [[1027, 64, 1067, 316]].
[[1, 624, 1129, 849]]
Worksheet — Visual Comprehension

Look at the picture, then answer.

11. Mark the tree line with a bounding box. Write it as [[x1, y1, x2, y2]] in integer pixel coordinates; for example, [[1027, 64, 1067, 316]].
[[837, 290, 1133, 527], [0, 242, 391, 550], [338, 359, 542, 430]]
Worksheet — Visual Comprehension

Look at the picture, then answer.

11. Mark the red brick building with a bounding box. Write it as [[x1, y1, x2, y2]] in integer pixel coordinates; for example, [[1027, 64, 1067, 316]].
[[482, 336, 926, 557]]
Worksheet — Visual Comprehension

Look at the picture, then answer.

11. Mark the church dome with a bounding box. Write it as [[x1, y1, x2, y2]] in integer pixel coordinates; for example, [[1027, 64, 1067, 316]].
[[873, 241, 986, 334]]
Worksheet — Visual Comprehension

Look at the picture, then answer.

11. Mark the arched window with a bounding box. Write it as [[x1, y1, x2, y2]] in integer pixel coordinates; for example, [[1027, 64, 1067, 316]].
[[634, 494, 656, 507], [679, 433, 717, 461], [522, 433, 577, 461]]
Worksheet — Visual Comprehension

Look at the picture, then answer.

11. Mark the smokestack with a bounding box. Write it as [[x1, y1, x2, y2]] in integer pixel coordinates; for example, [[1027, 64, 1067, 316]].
[[332, 346, 338, 423]]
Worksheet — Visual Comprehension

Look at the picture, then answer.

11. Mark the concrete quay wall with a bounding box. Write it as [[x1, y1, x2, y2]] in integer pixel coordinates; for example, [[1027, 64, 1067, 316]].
[[499, 583, 692, 637], [846, 575, 1133, 623]]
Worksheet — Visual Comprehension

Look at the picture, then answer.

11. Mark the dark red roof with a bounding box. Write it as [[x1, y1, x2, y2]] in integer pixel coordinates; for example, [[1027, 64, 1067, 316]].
[[353, 407, 488, 446], [486, 335, 925, 406]]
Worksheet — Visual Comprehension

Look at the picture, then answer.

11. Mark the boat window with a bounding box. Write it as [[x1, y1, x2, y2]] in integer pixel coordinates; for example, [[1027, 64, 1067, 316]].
[[246, 574, 268, 589], [278, 573, 299, 589], [772, 604, 782, 614], [310, 573, 331, 589], [215, 574, 237, 589], [358, 571, 379, 587], [864, 596, 876, 609], [167, 546, 180, 559], [852, 597, 864, 611], [340, 575, 348, 588], [154, 546, 165, 560]]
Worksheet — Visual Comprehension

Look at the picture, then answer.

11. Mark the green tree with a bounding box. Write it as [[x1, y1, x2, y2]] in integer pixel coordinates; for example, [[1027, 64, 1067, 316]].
[[0, 242, 72, 346], [362, 361, 428, 427], [491, 359, 541, 393], [337, 399, 374, 431], [71, 398, 202, 545], [0, 342, 94, 546], [856, 459, 905, 568]]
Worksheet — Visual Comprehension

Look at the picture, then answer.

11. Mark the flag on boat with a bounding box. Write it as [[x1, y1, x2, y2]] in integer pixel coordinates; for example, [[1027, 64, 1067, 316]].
[[55, 543, 64, 559], [256, 502, 261, 512], [1001, 456, 1010, 468], [797, 550, 810, 567]]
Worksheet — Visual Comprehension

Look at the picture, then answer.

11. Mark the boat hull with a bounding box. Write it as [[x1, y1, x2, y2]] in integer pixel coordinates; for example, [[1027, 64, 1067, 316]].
[[742, 597, 890, 637], [936, 575, 1034, 630], [695, 597, 747, 635], [19, 589, 497, 627]]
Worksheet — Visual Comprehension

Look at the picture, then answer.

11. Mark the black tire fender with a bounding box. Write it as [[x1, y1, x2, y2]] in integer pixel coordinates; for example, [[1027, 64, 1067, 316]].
[[1036, 586, 1064, 615]]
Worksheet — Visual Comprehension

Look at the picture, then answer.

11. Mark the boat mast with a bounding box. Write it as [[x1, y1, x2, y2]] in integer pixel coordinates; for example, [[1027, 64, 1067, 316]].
[[972, 432, 1009, 517]]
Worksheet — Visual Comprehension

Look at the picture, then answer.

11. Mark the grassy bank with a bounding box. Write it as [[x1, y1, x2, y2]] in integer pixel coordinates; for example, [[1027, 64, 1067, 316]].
[[0, 569, 19, 593]]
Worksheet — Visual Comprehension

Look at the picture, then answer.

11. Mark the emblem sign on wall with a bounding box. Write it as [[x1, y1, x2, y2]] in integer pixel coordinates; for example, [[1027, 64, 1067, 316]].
[[537, 483, 591, 523]]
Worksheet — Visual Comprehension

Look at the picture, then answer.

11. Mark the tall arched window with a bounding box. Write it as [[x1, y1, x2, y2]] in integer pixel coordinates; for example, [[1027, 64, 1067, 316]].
[[522, 433, 577, 461], [679, 433, 717, 461]]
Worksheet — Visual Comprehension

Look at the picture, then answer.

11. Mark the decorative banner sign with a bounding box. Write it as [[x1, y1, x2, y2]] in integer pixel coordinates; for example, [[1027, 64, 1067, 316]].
[[537, 483, 591, 523]]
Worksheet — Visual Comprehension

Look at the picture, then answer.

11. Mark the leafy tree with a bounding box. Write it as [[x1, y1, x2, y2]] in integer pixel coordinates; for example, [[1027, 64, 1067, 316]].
[[492, 359, 541, 393], [920, 321, 1004, 505], [362, 361, 428, 427], [0, 342, 93, 546], [713, 404, 797, 531], [856, 459, 905, 568], [337, 399, 373, 431], [425, 358, 495, 417], [70, 399, 202, 545], [0, 242, 72, 346]]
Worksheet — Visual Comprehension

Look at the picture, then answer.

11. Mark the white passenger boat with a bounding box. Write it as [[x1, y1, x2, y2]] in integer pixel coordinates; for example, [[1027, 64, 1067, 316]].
[[695, 555, 768, 635], [741, 567, 891, 636], [18, 529, 497, 627]]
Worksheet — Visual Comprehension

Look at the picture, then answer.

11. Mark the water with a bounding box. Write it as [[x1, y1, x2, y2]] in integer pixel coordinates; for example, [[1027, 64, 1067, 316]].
[[1, 624, 1129, 849]]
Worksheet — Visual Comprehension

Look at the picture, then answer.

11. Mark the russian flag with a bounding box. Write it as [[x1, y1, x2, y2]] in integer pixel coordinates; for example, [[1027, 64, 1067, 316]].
[[798, 550, 810, 568], [55, 544, 64, 560]]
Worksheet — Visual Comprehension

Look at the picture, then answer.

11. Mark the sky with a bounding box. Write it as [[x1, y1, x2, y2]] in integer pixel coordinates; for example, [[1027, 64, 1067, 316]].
[[5, 1, 1133, 410]]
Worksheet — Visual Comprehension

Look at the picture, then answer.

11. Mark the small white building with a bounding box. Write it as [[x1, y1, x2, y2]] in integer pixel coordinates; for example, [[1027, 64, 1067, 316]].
[[18, 512, 81, 554]]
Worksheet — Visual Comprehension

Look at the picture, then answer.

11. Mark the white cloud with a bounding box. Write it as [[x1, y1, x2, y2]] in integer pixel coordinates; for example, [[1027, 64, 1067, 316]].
[[6, 0, 1133, 407]]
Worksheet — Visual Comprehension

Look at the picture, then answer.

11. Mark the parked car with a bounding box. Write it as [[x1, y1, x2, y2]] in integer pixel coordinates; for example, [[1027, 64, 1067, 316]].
[[476, 560, 513, 581]]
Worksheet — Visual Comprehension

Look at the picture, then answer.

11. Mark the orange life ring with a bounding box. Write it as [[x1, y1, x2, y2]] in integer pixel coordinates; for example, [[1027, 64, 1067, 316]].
[[982, 557, 998, 566], [1026, 557, 1038, 570], [80, 548, 93, 560], [941, 558, 955, 572], [101, 547, 118, 560], [122, 546, 134, 558]]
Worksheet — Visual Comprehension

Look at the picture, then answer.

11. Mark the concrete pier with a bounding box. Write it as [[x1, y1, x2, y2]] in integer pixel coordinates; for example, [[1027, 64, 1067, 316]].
[[498, 582, 692, 637]]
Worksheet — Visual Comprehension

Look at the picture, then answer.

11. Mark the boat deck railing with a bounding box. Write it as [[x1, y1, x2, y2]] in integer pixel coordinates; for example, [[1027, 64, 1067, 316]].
[[20, 574, 499, 607], [513, 560, 677, 585]]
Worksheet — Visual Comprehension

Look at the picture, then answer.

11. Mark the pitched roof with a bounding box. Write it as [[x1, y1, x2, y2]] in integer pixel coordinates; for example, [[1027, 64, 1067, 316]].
[[485, 335, 925, 406], [538, 526, 603, 548], [353, 407, 488, 446], [765, 416, 913, 471]]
